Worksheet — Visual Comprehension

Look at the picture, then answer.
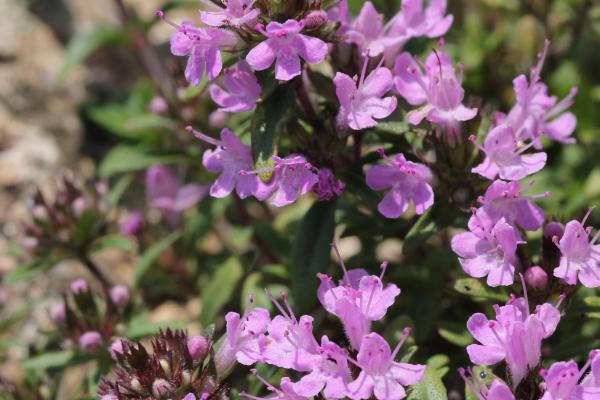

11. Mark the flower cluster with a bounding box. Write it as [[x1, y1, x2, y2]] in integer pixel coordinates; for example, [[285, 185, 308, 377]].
[[215, 247, 424, 400], [98, 329, 219, 400], [50, 279, 131, 353]]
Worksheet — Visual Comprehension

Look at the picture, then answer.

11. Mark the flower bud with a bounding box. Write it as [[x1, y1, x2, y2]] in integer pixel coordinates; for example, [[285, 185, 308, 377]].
[[544, 222, 564, 240], [208, 110, 228, 129], [525, 266, 548, 291], [50, 303, 66, 323], [119, 212, 143, 236], [70, 278, 88, 294], [152, 378, 172, 398], [187, 335, 209, 360], [303, 10, 328, 29], [79, 331, 103, 352], [149, 96, 169, 115], [110, 339, 124, 359], [101, 395, 119, 400], [110, 285, 130, 308]]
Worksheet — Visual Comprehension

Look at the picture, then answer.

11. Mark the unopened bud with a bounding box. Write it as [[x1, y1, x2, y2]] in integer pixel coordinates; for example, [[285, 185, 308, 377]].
[[544, 222, 564, 240], [50, 303, 66, 323], [79, 331, 103, 352], [119, 212, 143, 236], [525, 266, 548, 291], [208, 110, 228, 129], [149, 96, 169, 115], [187, 335, 209, 360], [70, 278, 88, 294], [110, 339, 124, 359], [110, 285, 130, 308], [101, 395, 118, 400], [303, 10, 328, 29], [152, 378, 172, 398]]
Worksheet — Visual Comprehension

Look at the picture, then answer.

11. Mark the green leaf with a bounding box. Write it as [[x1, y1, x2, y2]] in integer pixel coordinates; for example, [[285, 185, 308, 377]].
[[87, 104, 173, 140], [454, 278, 509, 302], [200, 258, 244, 327], [584, 296, 600, 308], [251, 83, 296, 169], [126, 311, 186, 339], [22, 350, 84, 370], [134, 231, 181, 286], [58, 25, 127, 79], [90, 235, 134, 254], [107, 173, 135, 205], [99, 145, 184, 177], [0, 305, 31, 334], [403, 209, 438, 253], [407, 366, 448, 400], [374, 121, 410, 135], [465, 366, 499, 400], [5, 259, 55, 285], [438, 323, 473, 347], [290, 200, 336, 313]]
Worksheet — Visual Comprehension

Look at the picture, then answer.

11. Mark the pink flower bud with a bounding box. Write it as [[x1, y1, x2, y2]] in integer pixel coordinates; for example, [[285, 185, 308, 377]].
[[110, 285, 130, 308], [70, 278, 88, 294], [50, 303, 66, 323], [152, 378, 172, 398], [79, 331, 103, 352], [119, 212, 143, 236], [303, 10, 328, 29], [110, 339, 124, 359], [149, 96, 169, 115], [525, 266, 548, 291], [101, 395, 119, 400], [544, 222, 564, 240], [187, 335, 209, 360], [208, 110, 228, 129]]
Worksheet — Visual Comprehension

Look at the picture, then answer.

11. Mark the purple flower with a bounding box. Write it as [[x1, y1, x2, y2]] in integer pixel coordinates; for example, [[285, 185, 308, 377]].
[[241, 373, 307, 400], [119, 211, 143, 236], [209, 61, 261, 113], [466, 294, 561, 387], [553, 209, 600, 288], [188, 126, 273, 200], [452, 212, 521, 286], [327, 0, 350, 31], [366, 151, 434, 219], [459, 368, 515, 400], [344, 2, 389, 56], [243, 155, 319, 207], [187, 335, 209, 360], [334, 62, 397, 131], [474, 180, 548, 232], [109, 285, 130, 308], [79, 331, 104, 352], [346, 331, 425, 400], [158, 12, 237, 85], [387, 0, 453, 41], [496, 41, 578, 146], [214, 300, 270, 375], [540, 350, 600, 400], [146, 165, 208, 226], [246, 20, 328, 81], [313, 168, 345, 201], [470, 124, 547, 181], [394, 49, 477, 143], [200, 0, 260, 27], [70, 278, 88, 294]]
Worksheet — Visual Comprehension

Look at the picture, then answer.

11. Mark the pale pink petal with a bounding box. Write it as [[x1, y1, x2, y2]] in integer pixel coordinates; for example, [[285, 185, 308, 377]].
[[246, 41, 276, 70]]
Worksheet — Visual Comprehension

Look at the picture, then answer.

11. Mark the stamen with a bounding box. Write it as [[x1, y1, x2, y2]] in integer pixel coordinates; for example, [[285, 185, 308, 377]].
[[469, 135, 487, 154], [379, 261, 389, 280], [265, 289, 290, 320], [317, 273, 338, 299], [187, 126, 223, 147], [488, 321, 504, 345], [390, 327, 411, 360], [155, 10, 181, 30], [581, 207, 596, 227], [555, 293, 566, 309], [515, 140, 537, 155], [280, 292, 297, 324], [547, 87, 578, 118], [458, 368, 486, 400], [358, 52, 370, 90], [250, 369, 279, 393], [331, 241, 350, 286], [468, 367, 487, 396]]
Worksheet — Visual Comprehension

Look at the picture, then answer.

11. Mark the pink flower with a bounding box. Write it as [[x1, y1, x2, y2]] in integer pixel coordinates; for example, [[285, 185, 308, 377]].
[[293, 336, 351, 399], [553, 209, 600, 288], [160, 12, 237, 85], [246, 20, 328, 81], [79, 331, 104, 352], [366, 150, 433, 219], [452, 212, 521, 286], [466, 293, 561, 387], [146, 165, 208, 226], [394, 49, 477, 143], [241, 372, 307, 400], [209, 61, 261, 113], [496, 40, 578, 146], [318, 252, 399, 350], [327, 0, 350, 32], [344, 2, 389, 56], [242, 155, 319, 207], [200, 0, 260, 27], [119, 211, 143, 236], [346, 331, 425, 400], [470, 124, 547, 181], [214, 299, 270, 375], [459, 368, 515, 400], [540, 350, 600, 400], [387, 0, 453, 41], [334, 61, 397, 131], [313, 168, 345, 201], [188, 126, 272, 200], [474, 180, 548, 232]]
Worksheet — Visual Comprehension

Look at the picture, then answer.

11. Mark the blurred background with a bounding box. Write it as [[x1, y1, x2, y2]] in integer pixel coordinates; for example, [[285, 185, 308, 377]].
[[1, 0, 600, 398]]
